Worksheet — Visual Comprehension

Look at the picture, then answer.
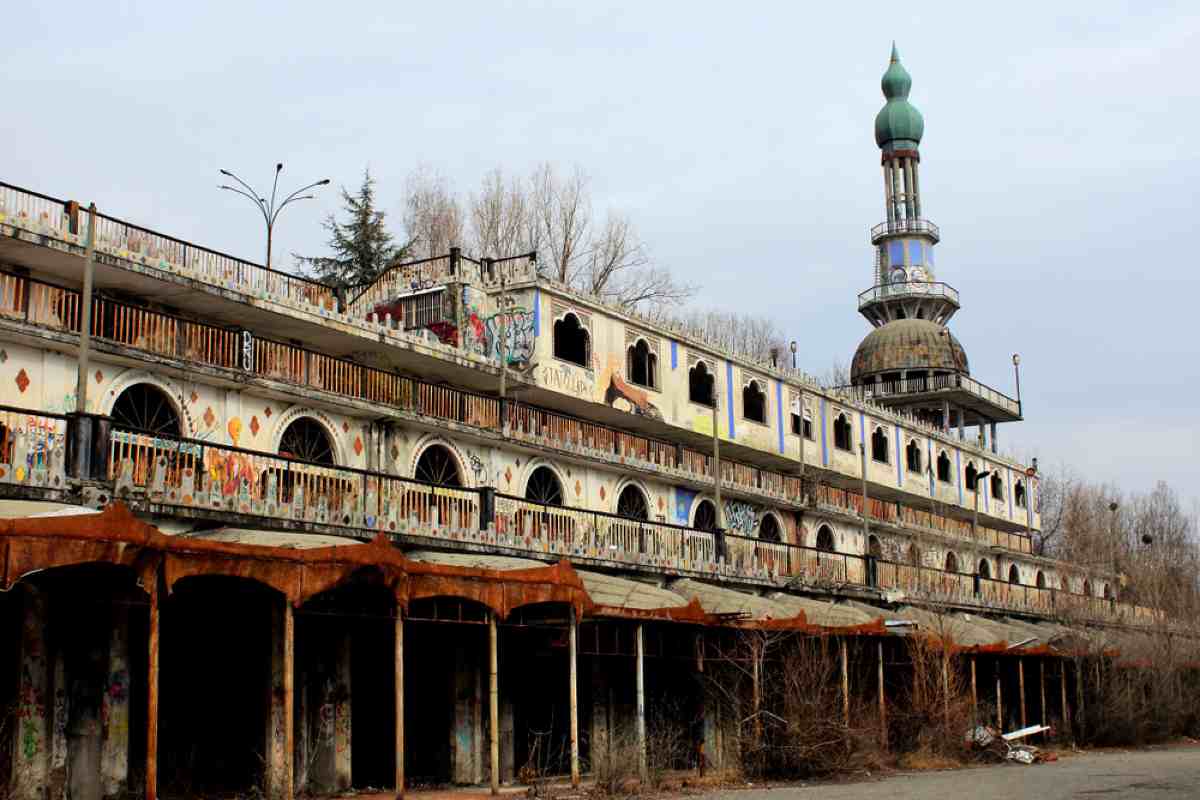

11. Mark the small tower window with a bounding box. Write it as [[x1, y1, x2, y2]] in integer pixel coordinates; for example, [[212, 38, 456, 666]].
[[688, 361, 715, 407], [742, 380, 766, 424], [1008, 564, 1021, 585], [759, 514, 782, 542], [833, 413, 852, 451], [1015, 480, 1027, 508], [553, 314, 590, 367], [977, 559, 992, 580], [815, 525, 836, 552], [906, 439, 922, 473], [936, 451, 952, 483], [945, 552, 958, 573], [871, 426, 889, 463], [627, 339, 657, 390], [965, 462, 978, 493], [991, 473, 1004, 501]]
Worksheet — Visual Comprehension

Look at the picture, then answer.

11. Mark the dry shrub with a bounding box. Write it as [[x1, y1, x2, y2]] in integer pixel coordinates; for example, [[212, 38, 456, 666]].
[[589, 698, 698, 794], [891, 633, 971, 764]]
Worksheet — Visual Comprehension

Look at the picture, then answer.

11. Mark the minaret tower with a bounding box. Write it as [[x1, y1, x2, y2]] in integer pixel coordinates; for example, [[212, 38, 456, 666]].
[[850, 45, 1022, 448], [858, 44, 958, 329]]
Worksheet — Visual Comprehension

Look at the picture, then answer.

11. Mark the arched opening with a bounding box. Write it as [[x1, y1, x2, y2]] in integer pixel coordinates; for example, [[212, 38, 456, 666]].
[[525, 466, 564, 506], [1083, 580, 1092, 597], [415, 444, 463, 487], [688, 361, 715, 407], [965, 462, 978, 493], [693, 499, 718, 531], [553, 313, 589, 367], [1008, 564, 1021, 585], [111, 383, 181, 435], [279, 416, 336, 464], [742, 380, 766, 424], [1036, 571, 1047, 589], [627, 339, 657, 390], [815, 525, 835, 552], [833, 413, 852, 451], [991, 472, 1004, 501], [867, 535, 882, 559], [871, 427, 889, 463], [617, 484, 649, 520], [1102, 583, 1112, 600], [977, 559, 992, 580], [945, 551, 958, 573], [759, 514, 782, 542], [936, 451, 952, 483], [906, 439, 922, 472], [1015, 480, 1027, 508]]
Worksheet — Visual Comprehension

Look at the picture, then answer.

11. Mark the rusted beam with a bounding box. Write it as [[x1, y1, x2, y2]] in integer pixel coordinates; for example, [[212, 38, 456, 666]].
[[489, 612, 499, 795], [146, 581, 159, 800], [395, 614, 405, 799], [569, 607, 580, 787]]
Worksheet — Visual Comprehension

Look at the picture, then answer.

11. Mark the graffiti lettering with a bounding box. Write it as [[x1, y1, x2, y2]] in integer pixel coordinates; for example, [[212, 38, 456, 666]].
[[723, 500, 759, 536], [538, 363, 592, 397]]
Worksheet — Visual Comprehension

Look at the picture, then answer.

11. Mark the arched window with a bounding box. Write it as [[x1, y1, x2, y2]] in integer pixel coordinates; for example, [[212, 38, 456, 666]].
[[906, 439, 922, 473], [617, 484, 649, 520], [991, 473, 1004, 501], [833, 413, 852, 451], [688, 361, 715, 407], [965, 462, 978, 493], [977, 559, 992, 580], [627, 339, 658, 389], [1083, 579, 1093, 597], [693, 499, 717, 531], [278, 417, 335, 464], [1035, 571, 1046, 589], [553, 313, 589, 367], [525, 466, 563, 506], [111, 383, 181, 436], [1008, 564, 1021, 585], [936, 451, 952, 483], [1102, 583, 1112, 600], [759, 514, 781, 542], [1015, 480, 1027, 508], [742, 380, 766, 424], [815, 525, 835, 552], [945, 552, 959, 573], [415, 444, 462, 487], [870, 427, 889, 463]]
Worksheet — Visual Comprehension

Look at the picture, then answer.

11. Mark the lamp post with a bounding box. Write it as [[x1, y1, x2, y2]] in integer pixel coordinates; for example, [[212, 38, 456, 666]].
[[972, 469, 992, 539], [219, 163, 330, 269], [789, 340, 798, 370], [1012, 353, 1022, 416]]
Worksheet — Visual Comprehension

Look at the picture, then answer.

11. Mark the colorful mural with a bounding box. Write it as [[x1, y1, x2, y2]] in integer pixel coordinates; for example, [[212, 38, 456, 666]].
[[462, 287, 536, 365]]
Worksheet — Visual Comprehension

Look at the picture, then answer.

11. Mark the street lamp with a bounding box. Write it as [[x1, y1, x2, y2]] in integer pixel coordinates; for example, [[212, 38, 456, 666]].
[[219, 163, 330, 269], [789, 340, 798, 370], [972, 469, 992, 538], [1012, 353, 1022, 415]]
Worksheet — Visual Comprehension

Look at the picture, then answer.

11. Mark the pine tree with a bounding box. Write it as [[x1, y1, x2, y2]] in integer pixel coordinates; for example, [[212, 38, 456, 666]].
[[297, 169, 409, 290]]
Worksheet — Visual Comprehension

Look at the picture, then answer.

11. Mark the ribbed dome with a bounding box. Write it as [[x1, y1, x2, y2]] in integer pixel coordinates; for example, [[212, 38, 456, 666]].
[[874, 44, 924, 148], [851, 319, 968, 383]]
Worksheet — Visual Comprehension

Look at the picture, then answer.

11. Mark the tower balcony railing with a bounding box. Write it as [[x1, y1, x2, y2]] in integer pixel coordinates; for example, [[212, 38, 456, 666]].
[[857, 280, 960, 310], [870, 217, 940, 243], [841, 373, 1021, 418]]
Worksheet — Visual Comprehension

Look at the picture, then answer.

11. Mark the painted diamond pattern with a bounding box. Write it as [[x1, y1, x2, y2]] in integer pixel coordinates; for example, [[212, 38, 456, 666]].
[[95, 369, 103, 384], [264, 406, 272, 417], [250, 416, 260, 437], [353, 436, 363, 456], [15, 368, 29, 394], [203, 406, 215, 428], [190, 391, 199, 404]]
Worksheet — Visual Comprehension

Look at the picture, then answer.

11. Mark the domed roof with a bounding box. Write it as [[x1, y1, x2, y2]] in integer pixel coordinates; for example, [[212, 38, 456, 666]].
[[874, 44, 924, 148], [851, 318, 968, 383]]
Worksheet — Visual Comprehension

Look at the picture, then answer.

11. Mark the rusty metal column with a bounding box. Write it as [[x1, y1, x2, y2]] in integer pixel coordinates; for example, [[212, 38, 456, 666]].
[[636, 624, 647, 781], [75, 203, 97, 415], [970, 656, 978, 723], [883, 165, 895, 223], [995, 660, 1004, 731], [1039, 660, 1047, 731], [489, 612, 500, 795], [1060, 661, 1070, 741], [395, 612, 405, 798], [146, 582, 159, 800], [1018, 658, 1027, 730], [1076, 659, 1086, 742], [284, 602, 295, 800], [568, 607, 580, 787], [840, 638, 850, 728]]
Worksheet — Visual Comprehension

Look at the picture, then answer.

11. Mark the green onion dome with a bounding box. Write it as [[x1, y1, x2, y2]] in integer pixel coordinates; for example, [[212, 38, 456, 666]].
[[874, 44, 924, 148]]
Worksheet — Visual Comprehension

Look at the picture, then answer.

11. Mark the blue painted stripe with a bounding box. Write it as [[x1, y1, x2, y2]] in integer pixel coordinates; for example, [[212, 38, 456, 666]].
[[532, 289, 541, 334], [927, 440, 935, 496], [775, 381, 785, 454], [725, 362, 735, 439], [820, 399, 828, 466], [1008, 468, 1014, 518], [955, 449, 963, 505], [894, 424, 903, 486], [670, 340, 678, 370], [859, 413, 866, 448]]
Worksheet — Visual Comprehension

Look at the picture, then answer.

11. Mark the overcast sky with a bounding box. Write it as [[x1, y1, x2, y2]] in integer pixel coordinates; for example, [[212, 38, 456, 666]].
[[4, 2, 1197, 504]]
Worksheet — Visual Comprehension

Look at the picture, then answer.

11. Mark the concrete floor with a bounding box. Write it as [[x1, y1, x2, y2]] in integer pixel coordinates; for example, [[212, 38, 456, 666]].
[[701, 745, 1200, 800]]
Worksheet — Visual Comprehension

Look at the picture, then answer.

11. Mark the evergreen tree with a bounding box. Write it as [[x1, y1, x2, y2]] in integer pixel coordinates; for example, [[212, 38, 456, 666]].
[[297, 169, 409, 290]]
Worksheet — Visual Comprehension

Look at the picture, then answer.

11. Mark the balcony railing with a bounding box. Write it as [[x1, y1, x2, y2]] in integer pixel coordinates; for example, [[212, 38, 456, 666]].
[[840, 373, 1022, 418], [0, 405, 68, 490], [857, 281, 960, 310], [870, 217, 940, 243], [0, 181, 337, 314]]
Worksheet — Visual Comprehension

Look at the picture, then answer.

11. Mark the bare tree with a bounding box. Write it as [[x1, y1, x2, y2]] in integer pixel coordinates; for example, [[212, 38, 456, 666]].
[[469, 167, 534, 260], [402, 165, 465, 257], [663, 309, 789, 365]]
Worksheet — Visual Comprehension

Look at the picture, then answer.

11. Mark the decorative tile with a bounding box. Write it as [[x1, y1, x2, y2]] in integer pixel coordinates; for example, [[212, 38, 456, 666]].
[[599, 485, 606, 501], [342, 421, 350, 433], [575, 480, 582, 497], [94, 369, 103, 384], [190, 391, 199, 404], [353, 436, 363, 456], [250, 416, 260, 437], [203, 406, 215, 428], [14, 368, 29, 394], [264, 406, 272, 418]]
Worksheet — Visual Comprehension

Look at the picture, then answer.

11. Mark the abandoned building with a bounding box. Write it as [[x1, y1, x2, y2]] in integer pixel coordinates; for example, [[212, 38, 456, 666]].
[[0, 46, 1174, 800]]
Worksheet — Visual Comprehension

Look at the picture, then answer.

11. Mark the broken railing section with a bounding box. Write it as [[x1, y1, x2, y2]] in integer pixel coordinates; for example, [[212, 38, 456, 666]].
[[0, 405, 69, 490]]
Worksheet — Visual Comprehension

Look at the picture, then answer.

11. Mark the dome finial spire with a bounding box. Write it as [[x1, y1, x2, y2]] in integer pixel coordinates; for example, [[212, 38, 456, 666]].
[[890, 41, 899, 64]]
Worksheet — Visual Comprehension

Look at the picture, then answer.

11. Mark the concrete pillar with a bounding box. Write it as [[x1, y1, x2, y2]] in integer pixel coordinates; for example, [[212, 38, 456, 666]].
[[100, 602, 131, 797], [146, 585, 160, 800], [12, 585, 50, 800], [453, 639, 483, 784], [48, 645, 67, 800], [942, 399, 950, 433], [568, 609, 580, 787], [333, 632, 352, 790], [589, 657, 611, 777], [902, 158, 916, 220], [911, 159, 922, 217], [882, 165, 895, 223], [266, 599, 295, 800], [990, 422, 998, 454], [958, 408, 964, 441], [635, 624, 647, 782], [489, 614, 499, 795], [395, 616, 404, 797]]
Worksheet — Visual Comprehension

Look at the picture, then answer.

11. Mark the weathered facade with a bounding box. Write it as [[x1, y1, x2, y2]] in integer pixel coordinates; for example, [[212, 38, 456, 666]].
[[0, 46, 1168, 800]]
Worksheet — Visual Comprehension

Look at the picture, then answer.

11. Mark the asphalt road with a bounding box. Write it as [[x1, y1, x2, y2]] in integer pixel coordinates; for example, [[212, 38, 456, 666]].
[[699, 747, 1200, 800]]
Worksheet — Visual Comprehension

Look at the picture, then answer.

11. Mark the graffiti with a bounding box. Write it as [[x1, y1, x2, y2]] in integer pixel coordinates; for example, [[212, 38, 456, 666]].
[[674, 488, 697, 525], [604, 373, 663, 420], [467, 451, 486, 484], [462, 288, 535, 365], [538, 363, 591, 397], [723, 500, 759, 536], [22, 719, 40, 760]]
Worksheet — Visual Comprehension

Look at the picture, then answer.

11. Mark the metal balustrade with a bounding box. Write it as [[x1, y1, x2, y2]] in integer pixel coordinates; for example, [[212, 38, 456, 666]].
[[857, 281, 960, 309], [843, 373, 1021, 417], [0, 405, 68, 490], [870, 217, 941, 242]]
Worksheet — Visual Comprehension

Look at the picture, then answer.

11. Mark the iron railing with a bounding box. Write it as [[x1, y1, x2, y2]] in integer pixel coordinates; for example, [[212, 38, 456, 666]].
[[839, 373, 1022, 417], [857, 281, 960, 310], [870, 217, 940, 242], [0, 405, 68, 490]]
